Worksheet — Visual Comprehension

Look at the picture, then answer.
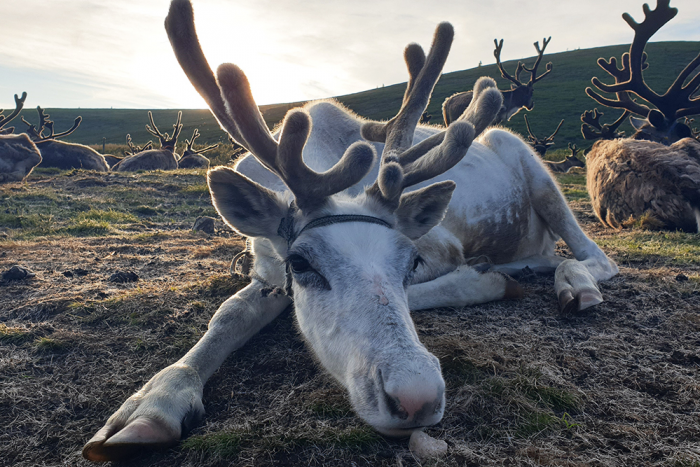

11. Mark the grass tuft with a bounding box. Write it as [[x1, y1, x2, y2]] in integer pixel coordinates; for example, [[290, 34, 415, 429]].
[[0, 324, 33, 344], [34, 337, 68, 352]]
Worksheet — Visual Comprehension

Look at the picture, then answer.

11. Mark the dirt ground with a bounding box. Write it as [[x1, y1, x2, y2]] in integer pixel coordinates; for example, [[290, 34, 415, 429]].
[[1, 169, 699, 467]]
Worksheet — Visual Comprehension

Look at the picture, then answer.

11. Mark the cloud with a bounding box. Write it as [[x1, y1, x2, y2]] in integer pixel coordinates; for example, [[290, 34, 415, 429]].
[[1, 0, 699, 108]]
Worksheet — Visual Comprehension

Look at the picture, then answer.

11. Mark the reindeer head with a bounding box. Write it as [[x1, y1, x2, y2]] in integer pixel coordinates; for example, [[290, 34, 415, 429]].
[[523, 114, 564, 156], [0, 92, 27, 135], [566, 143, 585, 168], [584, 0, 700, 145], [494, 37, 552, 121], [166, 0, 502, 435]]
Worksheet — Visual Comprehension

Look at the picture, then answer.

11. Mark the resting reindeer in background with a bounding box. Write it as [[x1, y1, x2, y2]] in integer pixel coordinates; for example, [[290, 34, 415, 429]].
[[443, 37, 553, 126], [524, 114, 564, 157], [178, 128, 218, 169], [22, 107, 109, 172], [583, 0, 700, 232], [82, 0, 617, 461], [545, 143, 586, 173], [0, 92, 42, 182], [112, 112, 182, 172]]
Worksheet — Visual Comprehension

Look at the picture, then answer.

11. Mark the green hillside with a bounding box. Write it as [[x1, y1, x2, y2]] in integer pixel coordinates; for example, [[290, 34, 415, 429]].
[[10, 41, 699, 153]]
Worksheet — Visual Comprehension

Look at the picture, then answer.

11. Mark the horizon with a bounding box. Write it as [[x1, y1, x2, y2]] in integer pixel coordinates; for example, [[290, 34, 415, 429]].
[[2, 0, 700, 109]]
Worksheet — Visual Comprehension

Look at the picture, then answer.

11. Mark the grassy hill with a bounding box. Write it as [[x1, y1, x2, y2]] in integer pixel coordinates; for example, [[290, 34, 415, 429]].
[[10, 41, 699, 153]]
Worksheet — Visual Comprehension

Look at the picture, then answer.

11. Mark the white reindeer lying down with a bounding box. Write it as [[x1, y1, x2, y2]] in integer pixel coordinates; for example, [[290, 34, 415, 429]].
[[82, 0, 618, 461]]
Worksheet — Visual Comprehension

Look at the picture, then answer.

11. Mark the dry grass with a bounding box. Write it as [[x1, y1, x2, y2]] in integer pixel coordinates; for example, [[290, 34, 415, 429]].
[[1, 169, 699, 466]]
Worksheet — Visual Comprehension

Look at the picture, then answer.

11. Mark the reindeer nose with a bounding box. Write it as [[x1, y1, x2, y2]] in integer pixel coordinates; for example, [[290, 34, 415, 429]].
[[379, 367, 445, 425]]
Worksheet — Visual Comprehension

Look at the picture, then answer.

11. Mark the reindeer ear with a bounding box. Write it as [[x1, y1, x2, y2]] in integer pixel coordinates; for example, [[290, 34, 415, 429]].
[[208, 167, 288, 238], [395, 181, 455, 240]]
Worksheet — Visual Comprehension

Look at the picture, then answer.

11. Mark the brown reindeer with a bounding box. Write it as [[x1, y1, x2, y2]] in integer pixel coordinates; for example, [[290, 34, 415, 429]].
[[0, 92, 42, 182], [523, 114, 564, 157], [544, 143, 586, 173], [443, 37, 553, 126], [112, 112, 182, 171], [583, 0, 700, 232], [178, 128, 218, 169], [21, 106, 109, 172]]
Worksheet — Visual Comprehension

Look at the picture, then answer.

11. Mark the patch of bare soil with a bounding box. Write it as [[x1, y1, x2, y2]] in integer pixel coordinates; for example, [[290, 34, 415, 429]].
[[1, 173, 699, 467]]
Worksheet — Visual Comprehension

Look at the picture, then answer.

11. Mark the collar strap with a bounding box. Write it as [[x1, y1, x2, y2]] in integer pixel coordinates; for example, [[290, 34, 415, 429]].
[[278, 213, 393, 248]]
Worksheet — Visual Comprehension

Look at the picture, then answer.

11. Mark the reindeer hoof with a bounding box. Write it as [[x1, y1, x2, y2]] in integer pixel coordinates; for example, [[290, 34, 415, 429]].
[[82, 417, 179, 462], [558, 289, 578, 314], [578, 288, 604, 310], [558, 288, 603, 314]]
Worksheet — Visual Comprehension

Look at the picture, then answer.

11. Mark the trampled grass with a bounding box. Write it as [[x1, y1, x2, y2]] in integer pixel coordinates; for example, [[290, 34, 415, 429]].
[[1, 156, 699, 465]]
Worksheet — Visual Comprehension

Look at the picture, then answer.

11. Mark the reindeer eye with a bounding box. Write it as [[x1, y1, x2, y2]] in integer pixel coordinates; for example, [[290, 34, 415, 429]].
[[287, 255, 311, 274]]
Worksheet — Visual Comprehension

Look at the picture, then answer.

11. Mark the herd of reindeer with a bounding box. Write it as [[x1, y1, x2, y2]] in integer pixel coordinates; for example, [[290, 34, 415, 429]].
[[0, 105, 219, 178], [0, 0, 699, 237]]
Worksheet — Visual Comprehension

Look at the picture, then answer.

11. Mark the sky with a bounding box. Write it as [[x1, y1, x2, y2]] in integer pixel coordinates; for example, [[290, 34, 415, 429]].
[[1, 0, 699, 109]]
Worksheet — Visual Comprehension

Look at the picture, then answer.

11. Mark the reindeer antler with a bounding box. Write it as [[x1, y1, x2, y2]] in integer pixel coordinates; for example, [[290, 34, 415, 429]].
[[568, 142, 579, 158], [494, 39, 524, 87], [126, 134, 153, 155], [0, 92, 27, 133], [22, 106, 81, 141], [580, 108, 629, 140], [184, 128, 218, 155], [146, 111, 183, 150], [523, 37, 553, 85], [359, 24, 496, 209], [165, 0, 375, 212], [586, 0, 700, 128]]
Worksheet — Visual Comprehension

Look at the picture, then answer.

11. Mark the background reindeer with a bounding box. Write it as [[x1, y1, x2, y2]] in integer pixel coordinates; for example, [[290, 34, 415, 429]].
[[0, 92, 42, 182], [22, 106, 109, 172], [545, 143, 586, 173], [523, 114, 564, 157], [82, 0, 617, 461], [583, 0, 700, 231], [100, 135, 154, 168], [442, 37, 553, 126], [112, 111, 182, 171], [178, 128, 218, 168]]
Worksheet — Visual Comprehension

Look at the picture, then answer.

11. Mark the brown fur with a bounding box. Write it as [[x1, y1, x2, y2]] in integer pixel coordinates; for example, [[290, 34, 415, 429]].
[[544, 155, 585, 173], [0, 133, 42, 183], [178, 153, 210, 169], [586, 138, 700, 232], [36, 140, 109, 171], [111, 149, 178, 172]]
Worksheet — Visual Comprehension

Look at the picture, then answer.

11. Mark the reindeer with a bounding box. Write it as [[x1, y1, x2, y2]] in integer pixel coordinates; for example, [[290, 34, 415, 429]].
[[178, 128, 218, 169], [102, 135, 153, 168], [20, 107, 109, 172], [442, 37, 553, 126], [112, 112, 182, 171], [82, 1, 618, 461], [0, 92, 42, 183], [544, 143, 586, 173], [582, 0, 700, 232], [523, 114, 564, 157]]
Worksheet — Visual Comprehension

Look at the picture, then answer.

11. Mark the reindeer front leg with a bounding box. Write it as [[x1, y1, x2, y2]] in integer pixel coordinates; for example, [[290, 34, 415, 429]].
[[408, 266, 523, 310], [82, 278, 291, 462], [522, 150, 618, 313]]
